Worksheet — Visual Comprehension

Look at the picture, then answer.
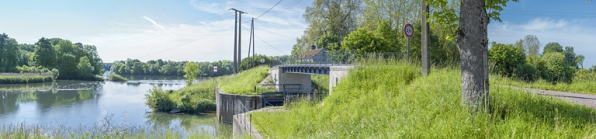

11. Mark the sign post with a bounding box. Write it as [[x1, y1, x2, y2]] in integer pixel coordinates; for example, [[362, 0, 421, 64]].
[[404, 23, 414, 61]]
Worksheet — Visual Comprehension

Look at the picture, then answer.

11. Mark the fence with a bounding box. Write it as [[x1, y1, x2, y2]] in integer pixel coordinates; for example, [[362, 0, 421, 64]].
[[269, 50, 404, 66]]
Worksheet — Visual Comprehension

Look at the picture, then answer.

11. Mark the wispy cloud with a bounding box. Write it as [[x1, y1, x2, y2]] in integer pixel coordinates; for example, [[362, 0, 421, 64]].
[[142, 16, 176, 37]]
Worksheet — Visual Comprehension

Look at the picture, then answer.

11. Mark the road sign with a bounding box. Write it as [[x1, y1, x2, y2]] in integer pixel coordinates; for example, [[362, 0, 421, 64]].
[[404, 23, 414, 61], [214, 66, 218, 73], [260, 58, 265, 64], [404, 24, 414, 38]]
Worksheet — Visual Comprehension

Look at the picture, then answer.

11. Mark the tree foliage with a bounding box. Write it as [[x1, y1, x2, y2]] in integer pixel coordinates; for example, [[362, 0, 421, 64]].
[[340, 28, 389, 53], [488, 42, 525, 77], [183, 62, 200, 86]]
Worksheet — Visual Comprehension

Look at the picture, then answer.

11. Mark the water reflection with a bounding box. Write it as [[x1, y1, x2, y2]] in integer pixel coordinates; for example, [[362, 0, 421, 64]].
[[0, 76, 229, 137]]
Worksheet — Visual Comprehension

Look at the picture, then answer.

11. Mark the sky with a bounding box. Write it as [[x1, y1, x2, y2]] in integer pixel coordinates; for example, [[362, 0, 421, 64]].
[[0, 0, 594, 67]]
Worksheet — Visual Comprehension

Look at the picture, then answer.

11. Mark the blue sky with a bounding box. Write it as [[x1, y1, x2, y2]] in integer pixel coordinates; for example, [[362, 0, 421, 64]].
[[0, 0, 594, 67]]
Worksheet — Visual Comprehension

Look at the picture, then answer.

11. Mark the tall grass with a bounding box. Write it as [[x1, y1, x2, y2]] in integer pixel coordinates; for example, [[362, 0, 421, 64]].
[[0, 72, 53, 84], [251, 59, 596, 138], [493, 75, 596, 94], [311, 74, 329, 93]]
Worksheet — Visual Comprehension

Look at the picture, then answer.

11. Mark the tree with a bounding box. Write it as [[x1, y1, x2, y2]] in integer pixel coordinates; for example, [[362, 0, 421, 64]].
[[340, 27, 389, 53], [564, 46, 577, 68], [0, 34, 20, 72], [543, 42, 563, 54], [454, 0, 517, 112], [576, 55, 585, 69], [542, 52, 573, 83], [315, 33, 341, 50], [33, 38, 57, 68], [183, 62, 200, 86], [77, 56, 94, 78], [488, 42, 525, 77], [523, 35, 540, 57], [297, 0, 362, 52]]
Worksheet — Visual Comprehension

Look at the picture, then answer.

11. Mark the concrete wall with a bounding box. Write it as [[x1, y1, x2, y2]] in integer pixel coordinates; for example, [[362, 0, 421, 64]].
[[269, 67, 312, 92], [215, 88, 263, 124], [329, 66, 353, 94]]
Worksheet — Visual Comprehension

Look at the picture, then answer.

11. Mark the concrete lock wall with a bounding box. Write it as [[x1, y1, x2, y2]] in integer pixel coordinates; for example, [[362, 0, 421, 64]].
[[329, 66, 353, 94], [215, 88, 263, 124], [269, 67, 312, 92]]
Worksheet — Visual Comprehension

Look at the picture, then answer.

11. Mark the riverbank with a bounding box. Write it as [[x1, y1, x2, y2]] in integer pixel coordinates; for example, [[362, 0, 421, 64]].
[[0, 72, 53, 84], [145, 66, 272, 114], [251, 60, 596, 138]]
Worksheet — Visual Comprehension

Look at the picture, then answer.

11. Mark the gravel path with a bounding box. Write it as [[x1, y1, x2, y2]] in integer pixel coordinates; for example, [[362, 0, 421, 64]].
[[507, 86, 596, 108]]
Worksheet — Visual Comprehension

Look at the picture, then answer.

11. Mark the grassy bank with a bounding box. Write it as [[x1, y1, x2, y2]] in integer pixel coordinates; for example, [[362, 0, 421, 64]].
[[493, 76, 596, 94], [145, 66, 271, 113], [0, 73, 54, 84], [108, 73, 128, 81], [218, 66, 271, 95], [251, 60, 596, 138]]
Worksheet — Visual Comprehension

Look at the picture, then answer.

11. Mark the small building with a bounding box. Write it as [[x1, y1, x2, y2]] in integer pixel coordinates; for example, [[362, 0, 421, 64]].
[[298, 45, 327, 63]]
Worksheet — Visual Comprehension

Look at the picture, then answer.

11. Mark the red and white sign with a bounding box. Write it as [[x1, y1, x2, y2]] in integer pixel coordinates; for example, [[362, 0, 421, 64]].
[[213, 66, 218, 73], [404, 24, 414, 38]]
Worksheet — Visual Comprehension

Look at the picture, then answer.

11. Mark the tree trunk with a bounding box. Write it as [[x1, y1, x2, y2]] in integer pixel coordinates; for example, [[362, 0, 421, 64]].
[[456, 0, 490, 112]]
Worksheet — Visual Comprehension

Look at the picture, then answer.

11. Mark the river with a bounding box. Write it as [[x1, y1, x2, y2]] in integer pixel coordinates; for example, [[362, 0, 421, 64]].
[[0, 75, 231, 137]]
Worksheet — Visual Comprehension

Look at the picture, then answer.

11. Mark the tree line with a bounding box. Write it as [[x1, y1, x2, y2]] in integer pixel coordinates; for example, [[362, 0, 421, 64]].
[[110, 55, 284, 77], [489, 35, 586, 84], [110, 59, 234, 77], [0, 33, 104, 80]]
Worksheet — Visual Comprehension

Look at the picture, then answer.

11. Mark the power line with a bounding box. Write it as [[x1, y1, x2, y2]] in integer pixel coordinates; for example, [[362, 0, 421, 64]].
[[255, 0, 283, 19], [256, 27, 295, 39], [262, 0, 303, 19], [136, 25, 235, 59], [241, 23, 288, 54]]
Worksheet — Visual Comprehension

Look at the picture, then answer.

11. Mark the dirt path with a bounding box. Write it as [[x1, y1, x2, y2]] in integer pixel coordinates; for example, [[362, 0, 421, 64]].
[[507, 86, 596, 108]]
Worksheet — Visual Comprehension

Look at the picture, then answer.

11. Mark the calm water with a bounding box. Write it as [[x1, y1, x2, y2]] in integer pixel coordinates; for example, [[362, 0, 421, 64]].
[[0, 75, 230, 137]]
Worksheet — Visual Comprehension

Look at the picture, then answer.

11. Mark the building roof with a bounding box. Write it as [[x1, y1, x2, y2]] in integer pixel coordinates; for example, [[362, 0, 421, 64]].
[[298, 48, 325, 59]]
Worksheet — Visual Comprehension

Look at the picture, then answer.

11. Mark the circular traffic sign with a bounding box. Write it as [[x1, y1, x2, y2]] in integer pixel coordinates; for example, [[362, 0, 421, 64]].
[[404, 24, 414, 38], [260, 58, 265, 64]]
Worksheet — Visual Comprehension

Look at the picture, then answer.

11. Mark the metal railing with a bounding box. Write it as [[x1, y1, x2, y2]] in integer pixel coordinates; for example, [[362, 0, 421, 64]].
[[269, 49, 404, 67], [236, 99, 253, 138]]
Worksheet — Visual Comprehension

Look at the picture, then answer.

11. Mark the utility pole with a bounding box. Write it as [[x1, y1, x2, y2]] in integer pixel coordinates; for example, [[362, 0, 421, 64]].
[[229, 8, 245, 73], [251, 18, 255, 68], [421, 0, 431, 76], [247, 18, 253, 70], [238, 10, 246, 73], [230, 8, 238, 74]]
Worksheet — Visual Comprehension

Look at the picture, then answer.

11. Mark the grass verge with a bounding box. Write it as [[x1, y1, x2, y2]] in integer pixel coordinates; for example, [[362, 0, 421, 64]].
[[251, 60, 596, 138], [493, 76, 596, 94], [0, 73, 53, 84]]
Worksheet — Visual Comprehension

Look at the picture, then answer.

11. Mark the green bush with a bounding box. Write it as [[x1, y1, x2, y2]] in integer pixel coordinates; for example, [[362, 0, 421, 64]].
[[488, 42, 525, 78]]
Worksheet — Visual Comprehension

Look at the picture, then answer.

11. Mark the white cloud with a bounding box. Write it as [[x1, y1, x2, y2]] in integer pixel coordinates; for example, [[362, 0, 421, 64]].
[[489, 17, 596, 68]]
